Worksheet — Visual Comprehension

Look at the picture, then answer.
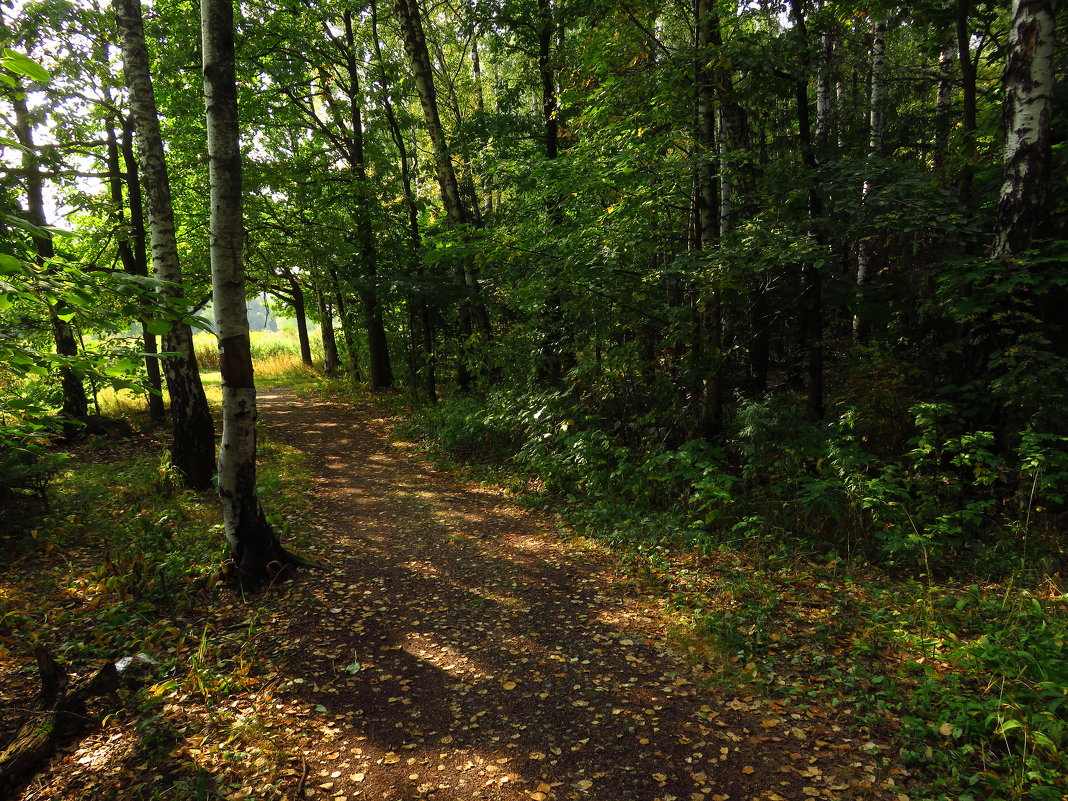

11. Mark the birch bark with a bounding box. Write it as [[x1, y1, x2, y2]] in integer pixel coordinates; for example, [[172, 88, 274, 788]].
[[854, 18, 888, 342], [203, 0, 296, 587], [112, 0, 216, 487], [994, 0, 1056, 256]]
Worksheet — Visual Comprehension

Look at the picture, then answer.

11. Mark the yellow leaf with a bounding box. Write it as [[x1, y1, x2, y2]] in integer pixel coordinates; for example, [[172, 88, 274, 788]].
[[576, 779, 593, 790], [938, 722, 953, 736], [383, 753, 400, 764], [502, 681, 517, 690], [741, 766, 755, 775], [653, 773, 667, 782]]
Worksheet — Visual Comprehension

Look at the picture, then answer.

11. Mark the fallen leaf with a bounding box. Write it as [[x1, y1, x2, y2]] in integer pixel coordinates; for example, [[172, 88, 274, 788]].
[[741, 766, 755, 775]]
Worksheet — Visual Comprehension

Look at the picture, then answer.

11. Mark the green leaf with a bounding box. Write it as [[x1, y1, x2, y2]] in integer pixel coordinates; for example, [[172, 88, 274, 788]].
[[1, 50, 50, 83], [1, 212, 51, 238], [0, 254, 23, 274], [144, 318, 173, 336], [995, 718, 1023, 734]]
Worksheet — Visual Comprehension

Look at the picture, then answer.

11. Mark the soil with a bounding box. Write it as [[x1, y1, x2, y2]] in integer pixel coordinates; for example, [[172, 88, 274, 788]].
[[12, 386, 912, 801]]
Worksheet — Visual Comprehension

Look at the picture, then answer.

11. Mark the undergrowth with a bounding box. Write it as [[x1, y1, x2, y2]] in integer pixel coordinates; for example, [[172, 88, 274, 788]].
[[399, 383, 1068, 801], [0, 347, 320, 800]]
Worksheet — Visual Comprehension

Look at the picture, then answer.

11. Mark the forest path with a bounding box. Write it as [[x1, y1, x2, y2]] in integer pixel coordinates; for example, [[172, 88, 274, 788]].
[[247, 385, 904, 801]]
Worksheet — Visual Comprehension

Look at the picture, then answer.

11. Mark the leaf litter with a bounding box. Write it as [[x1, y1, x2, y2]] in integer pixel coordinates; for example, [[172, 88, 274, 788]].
[[1, 386, 913, 800]]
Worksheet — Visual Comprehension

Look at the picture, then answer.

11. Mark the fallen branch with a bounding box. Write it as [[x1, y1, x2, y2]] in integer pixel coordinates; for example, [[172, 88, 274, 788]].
[[0, 648, 119, 800]]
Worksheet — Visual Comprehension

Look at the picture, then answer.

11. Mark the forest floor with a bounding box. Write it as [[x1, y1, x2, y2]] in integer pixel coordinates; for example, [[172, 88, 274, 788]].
[[3, 384, 913, 801]]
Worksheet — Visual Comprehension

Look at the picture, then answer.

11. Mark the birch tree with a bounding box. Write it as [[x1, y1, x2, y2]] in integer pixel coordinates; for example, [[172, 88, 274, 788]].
[[113, 0, 216, 488], [202, 0, 302, 588], [993, 0, 1056, 256], [853, 17, 888, 341]]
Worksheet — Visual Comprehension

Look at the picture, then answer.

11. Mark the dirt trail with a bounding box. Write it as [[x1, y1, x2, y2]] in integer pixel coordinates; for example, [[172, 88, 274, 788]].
[[237, 386, 907, 801]]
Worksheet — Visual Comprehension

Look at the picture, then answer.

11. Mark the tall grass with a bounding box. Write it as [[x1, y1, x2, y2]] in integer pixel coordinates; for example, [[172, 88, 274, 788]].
[[192, 331, 323, 381]]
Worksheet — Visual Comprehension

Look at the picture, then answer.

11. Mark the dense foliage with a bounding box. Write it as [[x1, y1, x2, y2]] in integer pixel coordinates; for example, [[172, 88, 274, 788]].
[[1, 0, 1065, 797]]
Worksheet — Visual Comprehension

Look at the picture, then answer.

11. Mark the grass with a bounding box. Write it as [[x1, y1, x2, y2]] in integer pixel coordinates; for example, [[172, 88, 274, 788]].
[[0, 331, 326, 799]]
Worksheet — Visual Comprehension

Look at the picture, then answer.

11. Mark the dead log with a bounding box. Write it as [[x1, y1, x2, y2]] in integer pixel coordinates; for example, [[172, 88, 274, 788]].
[[0, 647, 119, 800]]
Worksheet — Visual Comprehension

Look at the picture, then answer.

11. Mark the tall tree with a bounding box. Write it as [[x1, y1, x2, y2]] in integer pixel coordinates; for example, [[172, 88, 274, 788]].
[[340, 9, 393, 390], [993, 0, 1055, 257], [113, 0, 216, 489], [394, 0, 491, 389], [789, 0, 824, 420], [9, 86, 89, 424], [853, 17, 888, 341], [203, 0, 301, 587]]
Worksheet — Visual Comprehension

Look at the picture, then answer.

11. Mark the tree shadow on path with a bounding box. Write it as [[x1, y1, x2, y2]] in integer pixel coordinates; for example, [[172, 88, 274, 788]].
[[249, 386, 907, 801]]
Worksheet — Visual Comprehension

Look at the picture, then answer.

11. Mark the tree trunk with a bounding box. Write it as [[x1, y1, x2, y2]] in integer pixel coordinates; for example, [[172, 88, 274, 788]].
[[956, 0, 979, 205], [280, 272, 313, 366], [0, 649, 118, 799], [106, 115, 166, 424], [535, 0, 573, 386], [693, 0, 726, 439], [789, 0, 824, 420], [203, 0, 297, 588], [993, 0, 1055, 256], [370, 0, 434, 399], [315, 278, 340, 376], [330, 266, 363, 381], [815, 31, 834, 153], [11, 90, 88, 424], [342, 10, 393, 390], [114, 0, 216, 489], [119, 118, 166, 423], [933, 41, 955, 174], [854, 18, 888, 342], [394, 0, 492, 375]]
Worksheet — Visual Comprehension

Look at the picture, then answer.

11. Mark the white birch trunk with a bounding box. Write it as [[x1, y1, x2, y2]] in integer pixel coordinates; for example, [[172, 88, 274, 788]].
[[113, 0, 216, 488], [994, 0, 1056, 256], [854, 18, 888, 341], [816, 31, 834, 150], [203, 0, 284, 586]]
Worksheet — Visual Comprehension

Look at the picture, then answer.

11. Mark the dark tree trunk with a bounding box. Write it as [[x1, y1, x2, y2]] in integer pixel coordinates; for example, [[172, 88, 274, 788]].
[[0, 649, 119, 799], [330, 266, 363, 382], [342, 10, 393, 390], [694, 0, 725, 439], [371, 0, 434, 399], [315, 278, 341, 376], [281, 273, 314, 366], [789, 0, 824, 420], [12, 90, 88, 424], [120, 119, 166, 423], [106, 116, 166, 424], [394, 0, 492, 388]]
